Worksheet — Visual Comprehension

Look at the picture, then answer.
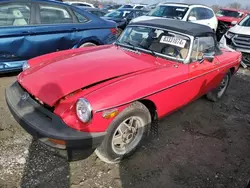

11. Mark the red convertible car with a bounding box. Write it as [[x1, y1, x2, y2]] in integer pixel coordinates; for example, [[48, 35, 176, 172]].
[[6, 19, 241, 163]]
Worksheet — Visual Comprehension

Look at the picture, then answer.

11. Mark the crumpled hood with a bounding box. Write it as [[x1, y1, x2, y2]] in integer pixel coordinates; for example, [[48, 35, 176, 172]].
[[217, 16, 239, 23], [18, 45, 156, 106], [229, 24, 250, 35]]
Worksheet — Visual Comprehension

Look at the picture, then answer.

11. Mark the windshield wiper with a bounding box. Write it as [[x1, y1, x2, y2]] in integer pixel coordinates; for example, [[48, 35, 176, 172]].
[[123, 41, 138, 51], [137, 43, 156, 56], [117, 41, 157, 57]]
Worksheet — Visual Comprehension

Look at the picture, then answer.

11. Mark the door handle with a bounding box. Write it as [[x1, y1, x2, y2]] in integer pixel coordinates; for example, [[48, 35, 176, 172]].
[[215, 61, 220, 65]]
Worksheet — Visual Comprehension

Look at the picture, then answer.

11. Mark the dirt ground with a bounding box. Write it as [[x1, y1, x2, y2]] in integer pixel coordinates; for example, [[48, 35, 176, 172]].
[[1, 69, 250, 188]]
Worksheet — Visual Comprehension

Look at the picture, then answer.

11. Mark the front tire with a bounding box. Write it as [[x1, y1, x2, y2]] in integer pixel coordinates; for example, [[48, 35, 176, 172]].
[[206, 71, 231, 102], [95, 102, 151, 164]]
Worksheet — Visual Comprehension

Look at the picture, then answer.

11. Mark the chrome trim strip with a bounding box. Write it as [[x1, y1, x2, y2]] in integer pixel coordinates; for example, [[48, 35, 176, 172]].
[[95, 60, 238, 113]]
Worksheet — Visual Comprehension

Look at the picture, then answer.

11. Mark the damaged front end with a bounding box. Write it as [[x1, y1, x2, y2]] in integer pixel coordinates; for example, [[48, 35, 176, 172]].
[[216, 21, 232, 41], [220, 32, 250, 68]]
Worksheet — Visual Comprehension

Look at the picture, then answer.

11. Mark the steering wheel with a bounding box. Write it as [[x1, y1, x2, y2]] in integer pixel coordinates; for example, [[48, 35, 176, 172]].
[[161, 45, 183, 59]]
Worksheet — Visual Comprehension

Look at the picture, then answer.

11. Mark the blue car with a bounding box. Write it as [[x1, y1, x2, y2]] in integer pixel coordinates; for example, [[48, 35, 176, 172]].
[[0, 0, 117, 73]]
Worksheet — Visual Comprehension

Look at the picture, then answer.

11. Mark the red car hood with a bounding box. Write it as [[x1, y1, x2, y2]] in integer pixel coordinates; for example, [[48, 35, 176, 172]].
[[217, 16, 240, 23], [18, 45, 156, 106]]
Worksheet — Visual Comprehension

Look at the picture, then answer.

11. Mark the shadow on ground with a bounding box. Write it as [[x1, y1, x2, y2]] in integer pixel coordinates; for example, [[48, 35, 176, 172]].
[[20, 140, 70, 188], [0, 71, 20, 78], [118, 73, 250, 188]]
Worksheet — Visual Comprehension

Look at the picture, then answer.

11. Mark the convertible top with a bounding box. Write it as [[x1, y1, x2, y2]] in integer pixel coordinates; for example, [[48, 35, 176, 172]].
[[129, 18, 214, 37]]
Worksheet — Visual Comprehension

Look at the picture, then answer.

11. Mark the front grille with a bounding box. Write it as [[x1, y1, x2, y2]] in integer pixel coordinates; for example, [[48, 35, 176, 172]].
[[216, 21, 232, 41], [217, 21, 231, 33], [225, 36, 233, 46], [233, 34, 250, 49], [18, 82, 55, 112]]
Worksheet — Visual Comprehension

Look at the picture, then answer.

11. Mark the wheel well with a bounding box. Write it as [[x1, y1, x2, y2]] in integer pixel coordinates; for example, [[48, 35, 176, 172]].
[[79, 40, 99, 47], [138, 99, 158, 121], [230, 67, 235, 75]]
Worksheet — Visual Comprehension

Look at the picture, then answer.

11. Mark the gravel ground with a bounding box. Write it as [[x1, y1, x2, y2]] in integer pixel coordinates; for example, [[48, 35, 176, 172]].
[[1, 69, 250, 188]]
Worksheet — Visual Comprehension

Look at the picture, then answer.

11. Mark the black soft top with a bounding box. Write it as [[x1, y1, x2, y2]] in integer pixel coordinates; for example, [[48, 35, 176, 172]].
[[129, 18, 214, 37]]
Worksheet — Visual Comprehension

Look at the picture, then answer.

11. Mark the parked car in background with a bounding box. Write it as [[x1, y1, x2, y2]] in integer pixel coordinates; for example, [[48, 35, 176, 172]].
[[220, 14, 250, 68], [6, 19, 241, 164], [131, 3, 218, 31], [102, 8, 148, 36], [132, 4, 148, 9], [101, 4, 122, 12], [144, 3, 159, 11], [0, 0, 116, 73], [118, 4, 147, 9], [216, 8, 249, 41], [76, 7, 108, 17], [64, 1, 95, 8]]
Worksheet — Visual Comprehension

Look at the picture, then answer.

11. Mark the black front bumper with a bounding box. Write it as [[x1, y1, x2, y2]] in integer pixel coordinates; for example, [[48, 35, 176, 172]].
[[5, 81, 106, 160]]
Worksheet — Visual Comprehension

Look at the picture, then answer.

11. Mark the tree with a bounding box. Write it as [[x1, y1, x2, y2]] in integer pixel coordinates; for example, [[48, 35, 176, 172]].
[[229, 2, 241, 9], [211, 4, 221, 13], [245, 5, 250, 10]]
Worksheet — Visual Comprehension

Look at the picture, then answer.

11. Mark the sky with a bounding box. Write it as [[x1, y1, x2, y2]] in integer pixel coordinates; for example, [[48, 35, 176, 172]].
[[116, 0, 250, 7]]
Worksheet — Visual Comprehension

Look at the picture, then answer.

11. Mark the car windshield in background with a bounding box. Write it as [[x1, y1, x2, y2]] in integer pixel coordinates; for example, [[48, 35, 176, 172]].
[[148, 5, 189, 19], [134, 6, 144, 9], [71, 3, 90, 7], [239, 14, 250, 27], [216, 9, 242, 18], [117, 26, 191, 61], [105, 10, 131, 18], [120, 5, 133, 8]]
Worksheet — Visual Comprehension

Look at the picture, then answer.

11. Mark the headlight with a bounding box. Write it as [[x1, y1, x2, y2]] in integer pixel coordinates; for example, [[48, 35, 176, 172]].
[[22, 61, 30, 71], [226, 31, 235, 39], [76, 98, 92, 123]]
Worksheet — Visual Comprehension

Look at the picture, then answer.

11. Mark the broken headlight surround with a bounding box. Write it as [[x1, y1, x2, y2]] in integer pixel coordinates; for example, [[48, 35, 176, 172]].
[[22, 61, 30, 71], [225, 31, 235, 39]]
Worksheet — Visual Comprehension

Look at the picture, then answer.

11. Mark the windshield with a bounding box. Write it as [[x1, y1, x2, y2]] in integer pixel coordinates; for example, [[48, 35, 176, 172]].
[[134, 5, 144, 9], [117, 26, 191, 61], [105, 10, 131, 18], [120, 5, 133, 9], [148, 5, 189, 19], [216, 9, 243, 18], [239, 14, 250, 26]]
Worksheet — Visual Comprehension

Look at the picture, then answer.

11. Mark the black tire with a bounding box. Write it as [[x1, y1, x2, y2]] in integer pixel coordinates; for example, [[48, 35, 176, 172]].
[[95, 102, 151, 164], [206, 71, 231, 102]]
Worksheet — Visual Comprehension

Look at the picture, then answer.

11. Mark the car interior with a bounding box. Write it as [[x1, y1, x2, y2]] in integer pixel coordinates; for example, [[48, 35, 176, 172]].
[[0, 6, 30, 26]]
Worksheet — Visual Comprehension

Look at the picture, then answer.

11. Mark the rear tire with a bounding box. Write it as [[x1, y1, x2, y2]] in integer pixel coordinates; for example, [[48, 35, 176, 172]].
[[206, 71, 231, 102], [95, 102, 151, 164], [79, 42, 96, 48]]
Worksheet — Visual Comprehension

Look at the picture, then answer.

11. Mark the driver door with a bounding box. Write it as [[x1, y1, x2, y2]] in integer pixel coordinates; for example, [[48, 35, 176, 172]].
[[188, 36, 222, 100]]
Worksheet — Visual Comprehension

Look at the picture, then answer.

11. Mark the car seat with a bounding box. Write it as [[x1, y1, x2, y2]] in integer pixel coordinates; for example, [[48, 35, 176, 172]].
[[12, 9, 27, 25]]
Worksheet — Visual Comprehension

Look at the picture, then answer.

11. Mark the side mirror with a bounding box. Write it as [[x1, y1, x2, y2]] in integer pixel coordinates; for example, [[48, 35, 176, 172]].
[[188, 16, 197, 22], [231, 21, 237, 26], [203, 53, 214, 62]]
